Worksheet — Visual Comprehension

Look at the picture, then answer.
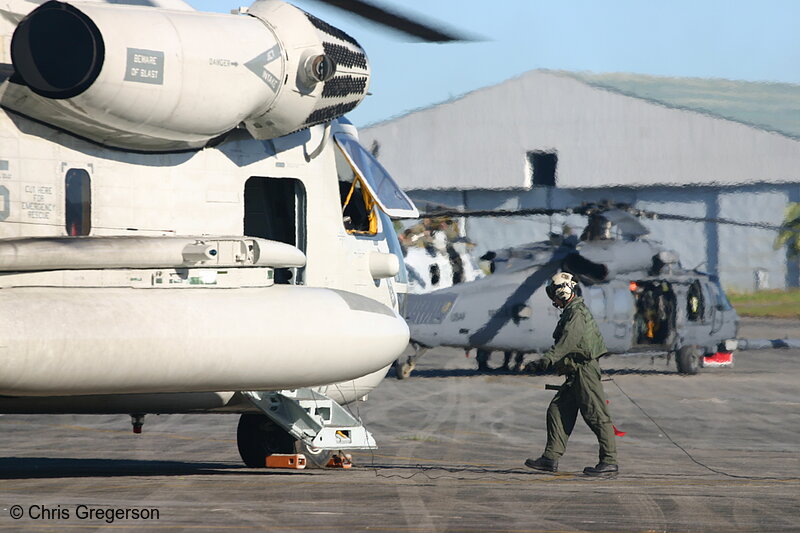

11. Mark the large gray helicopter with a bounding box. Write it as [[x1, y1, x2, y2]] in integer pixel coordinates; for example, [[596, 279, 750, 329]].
[[396, 204, 743, 378]]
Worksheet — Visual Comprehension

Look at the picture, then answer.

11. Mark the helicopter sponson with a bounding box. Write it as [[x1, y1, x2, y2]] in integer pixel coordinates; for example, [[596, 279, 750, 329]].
[[5, 0, 370, 151], [0, 236, 409, 396]]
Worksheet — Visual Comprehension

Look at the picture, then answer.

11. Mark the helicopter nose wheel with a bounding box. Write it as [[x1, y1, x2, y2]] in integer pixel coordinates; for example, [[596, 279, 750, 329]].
[[393, 358, 416, 379], [236, 414, 332, 468], [676, 345, 701, 375], [393, 344, 427, 379]]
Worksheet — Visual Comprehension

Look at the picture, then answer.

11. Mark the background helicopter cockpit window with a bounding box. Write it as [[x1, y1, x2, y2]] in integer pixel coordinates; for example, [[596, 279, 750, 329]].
[[687, 280, 705, 322], [65, 168, 91, 236], [710, 279, 733, 312]]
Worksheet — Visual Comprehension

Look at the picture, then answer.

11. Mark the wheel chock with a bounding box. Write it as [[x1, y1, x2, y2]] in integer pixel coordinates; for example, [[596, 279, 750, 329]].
[[265, 454, 307, 469], [326, 453, 353, 469]]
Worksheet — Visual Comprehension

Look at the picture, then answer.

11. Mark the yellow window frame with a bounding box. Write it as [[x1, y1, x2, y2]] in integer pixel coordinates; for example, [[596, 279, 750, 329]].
[[340, 158, 378, 235]]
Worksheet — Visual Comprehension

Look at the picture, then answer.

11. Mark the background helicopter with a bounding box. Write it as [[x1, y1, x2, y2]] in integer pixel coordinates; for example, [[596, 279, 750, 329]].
[[0, 0, 467, 468], [395, 203, 748, 379], [399, 216, 485, 294]]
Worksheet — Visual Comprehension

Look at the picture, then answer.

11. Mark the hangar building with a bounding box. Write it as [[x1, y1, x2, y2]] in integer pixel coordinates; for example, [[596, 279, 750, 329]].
[[359, 70, 800, 291]]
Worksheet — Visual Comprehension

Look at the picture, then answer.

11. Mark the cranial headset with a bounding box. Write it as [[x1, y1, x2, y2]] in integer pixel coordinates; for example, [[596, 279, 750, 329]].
[[546, 272, 577, 303]]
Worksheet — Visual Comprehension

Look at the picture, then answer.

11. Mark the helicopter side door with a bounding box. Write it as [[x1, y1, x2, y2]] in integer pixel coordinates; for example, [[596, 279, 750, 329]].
[[703, 278, 738, 346], [706, 281, 725, 334], [609, 282, 635, 352], [583, 284, 610, 342], [244, 176, 306, 285], [583, 282, 635, 353], [682, 278, 716, 352], [631, 280, 677, 350]]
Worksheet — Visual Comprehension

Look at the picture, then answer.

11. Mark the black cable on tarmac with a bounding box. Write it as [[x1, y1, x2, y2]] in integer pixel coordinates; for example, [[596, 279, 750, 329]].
[[350, 376, 800, 483], [608, 377, 799, 482]]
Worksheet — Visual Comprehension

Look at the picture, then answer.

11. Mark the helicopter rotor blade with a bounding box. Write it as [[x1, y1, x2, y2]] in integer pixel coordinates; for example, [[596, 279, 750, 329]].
[[633, 208, 799, 234], [420, 207, 566, 218], [416, 201, 800, 235], [306, 0, 473, 42]]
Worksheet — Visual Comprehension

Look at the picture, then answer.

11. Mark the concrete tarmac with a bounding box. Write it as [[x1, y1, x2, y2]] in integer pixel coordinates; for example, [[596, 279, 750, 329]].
[[1, 317, 799, 532]]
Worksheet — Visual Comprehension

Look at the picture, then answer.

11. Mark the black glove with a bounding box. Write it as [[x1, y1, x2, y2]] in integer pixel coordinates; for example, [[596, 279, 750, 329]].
[[524, 359, 547, 374], [553, 355, 578, 375], [570, 352, 592, 364]]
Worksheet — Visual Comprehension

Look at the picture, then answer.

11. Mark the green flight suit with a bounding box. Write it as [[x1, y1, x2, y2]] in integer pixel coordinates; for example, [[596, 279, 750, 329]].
[[538, 297, 618, 465]]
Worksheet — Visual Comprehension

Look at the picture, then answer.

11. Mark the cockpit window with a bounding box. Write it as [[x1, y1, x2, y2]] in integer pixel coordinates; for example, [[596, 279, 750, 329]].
[[710, 279, 733, 311], [335, 144, 376, 234], [333, 133, 418, 219], [687, 280, 705, 321], [379, 210, 408, 284]]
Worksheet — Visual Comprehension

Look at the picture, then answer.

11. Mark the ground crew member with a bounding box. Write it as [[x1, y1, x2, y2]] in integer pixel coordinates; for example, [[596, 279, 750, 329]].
[[524, 272, 619, 477]]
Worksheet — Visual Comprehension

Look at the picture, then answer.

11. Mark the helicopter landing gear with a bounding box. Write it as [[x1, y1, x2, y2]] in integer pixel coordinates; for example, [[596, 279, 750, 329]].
[[476, 349, 491, 371], [393, 344, 427, 379], [236, 413, 334, 469], [239, 390, 375, 467], [676, 345, 701, 375], [296, 441, 334, 469], [237, 413, 294, 468], [394, 359, 415, 379]]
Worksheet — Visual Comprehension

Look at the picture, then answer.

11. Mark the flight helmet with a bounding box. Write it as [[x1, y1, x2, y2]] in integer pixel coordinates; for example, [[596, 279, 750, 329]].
[[546, 272, 577, 307]]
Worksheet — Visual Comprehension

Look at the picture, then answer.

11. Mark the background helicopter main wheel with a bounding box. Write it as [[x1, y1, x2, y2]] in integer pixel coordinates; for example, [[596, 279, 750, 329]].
[[676, 345, 701, 375], [236, 413, 332, 469], [393, 358, 415, 379]]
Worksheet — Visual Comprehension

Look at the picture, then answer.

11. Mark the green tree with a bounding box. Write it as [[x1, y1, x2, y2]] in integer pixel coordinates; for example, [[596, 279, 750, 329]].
[[774, 202, 800, 257]]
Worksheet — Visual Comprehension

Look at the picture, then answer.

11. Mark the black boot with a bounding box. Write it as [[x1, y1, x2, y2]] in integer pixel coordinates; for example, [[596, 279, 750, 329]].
[[583, 462, 618, 477], [524, 456, 558, 472]]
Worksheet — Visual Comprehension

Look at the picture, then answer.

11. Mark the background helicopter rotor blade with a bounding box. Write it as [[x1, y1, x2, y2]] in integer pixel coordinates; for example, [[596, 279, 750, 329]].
[[306, 0, 475, 42], [416, 205, 565, 218], [632, 208, 799, 234], [415, 201, 800, 235]]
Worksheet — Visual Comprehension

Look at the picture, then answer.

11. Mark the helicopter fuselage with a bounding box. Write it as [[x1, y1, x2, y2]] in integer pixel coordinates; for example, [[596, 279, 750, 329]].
[[404, 238, 739, 375], [0, 101, 411, 411]]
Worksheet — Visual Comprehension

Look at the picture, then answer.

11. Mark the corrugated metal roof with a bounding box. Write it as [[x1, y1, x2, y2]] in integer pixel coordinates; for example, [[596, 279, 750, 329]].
[[565, 71, 800, 140]]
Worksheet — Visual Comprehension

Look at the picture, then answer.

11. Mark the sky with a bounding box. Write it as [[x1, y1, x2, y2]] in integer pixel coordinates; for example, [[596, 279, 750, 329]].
[[187, 0, 800, 128]]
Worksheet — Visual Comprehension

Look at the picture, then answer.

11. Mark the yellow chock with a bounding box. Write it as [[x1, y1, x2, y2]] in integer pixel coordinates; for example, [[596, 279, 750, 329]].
[[326, 453, 353, 469]]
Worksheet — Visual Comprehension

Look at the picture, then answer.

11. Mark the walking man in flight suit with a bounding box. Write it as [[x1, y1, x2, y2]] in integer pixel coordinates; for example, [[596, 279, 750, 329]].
[[525, 272, 619, 476]]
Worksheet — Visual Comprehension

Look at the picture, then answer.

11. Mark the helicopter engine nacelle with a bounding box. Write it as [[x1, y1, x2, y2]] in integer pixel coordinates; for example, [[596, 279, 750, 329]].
[[6, 0, 370, 151], [565, 240, 663, 283]]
